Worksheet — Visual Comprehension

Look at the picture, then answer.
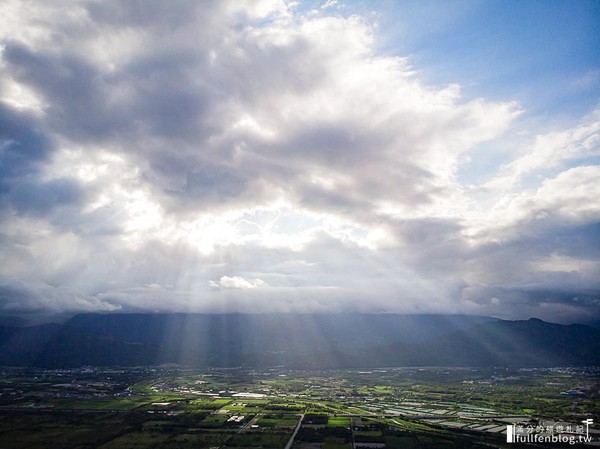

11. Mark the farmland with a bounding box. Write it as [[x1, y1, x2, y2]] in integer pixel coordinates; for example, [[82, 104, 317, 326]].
[[0, 365, 598, 448]]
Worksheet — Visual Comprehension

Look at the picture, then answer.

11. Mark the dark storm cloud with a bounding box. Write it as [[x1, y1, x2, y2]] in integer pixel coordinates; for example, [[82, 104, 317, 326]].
[[0, 97, 85, 224], [0, 103, 51, 190], [179, 165, 248, 200], [386, 218, 468, 275], [0, 102, 85, 225], [3, 43, 128, 141], [8, 178, 84, 217], [3, 42, 219, 147]]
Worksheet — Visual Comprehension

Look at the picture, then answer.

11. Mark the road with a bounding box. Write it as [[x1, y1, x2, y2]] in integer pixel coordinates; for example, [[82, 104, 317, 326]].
[[284, 413, 304, 449]]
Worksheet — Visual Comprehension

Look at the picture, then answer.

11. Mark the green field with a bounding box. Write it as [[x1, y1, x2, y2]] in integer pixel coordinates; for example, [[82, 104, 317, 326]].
[[258, 414, 300, 428], [327, 416, 351, 427], [0, 365, 597, 449]]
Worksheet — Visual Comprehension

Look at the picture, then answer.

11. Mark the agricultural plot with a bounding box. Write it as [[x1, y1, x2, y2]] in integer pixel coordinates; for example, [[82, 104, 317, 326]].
[[327, 416, 351, 427], [257, 414, 300, 428]]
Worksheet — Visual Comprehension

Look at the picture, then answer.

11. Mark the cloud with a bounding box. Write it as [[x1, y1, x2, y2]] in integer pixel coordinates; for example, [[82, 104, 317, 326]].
[[210, 276, 268, 289], [0, 279, 120, 314], [485, 109, 600, 190], [8, 178, 85, 218], [0, 0, 597, 323], [0, 104, 53, 190], [476, 165, 600, 242]]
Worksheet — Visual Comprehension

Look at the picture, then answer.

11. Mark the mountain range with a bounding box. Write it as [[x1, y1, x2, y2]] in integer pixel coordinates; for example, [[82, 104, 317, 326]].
[[1, 313, 599, 368]]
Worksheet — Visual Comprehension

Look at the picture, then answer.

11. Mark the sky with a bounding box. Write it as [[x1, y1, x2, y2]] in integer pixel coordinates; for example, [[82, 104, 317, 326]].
[[0, 0, 599, 324]]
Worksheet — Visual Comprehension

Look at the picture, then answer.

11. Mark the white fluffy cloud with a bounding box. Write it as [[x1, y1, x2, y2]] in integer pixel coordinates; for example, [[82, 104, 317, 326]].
[[0, 0, 598, 322], [210, 276, 267, 289]]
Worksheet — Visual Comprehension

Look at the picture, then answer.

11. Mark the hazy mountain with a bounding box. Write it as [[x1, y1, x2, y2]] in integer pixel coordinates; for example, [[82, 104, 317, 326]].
[[0, 316, 29, 327], [0, 314, 598, 368], [0, 324, 158, 368], [587, 320, 600, 329], [67, 312, 494, 348], [295, 318, 600, 368], [62, 313, 496, 367]]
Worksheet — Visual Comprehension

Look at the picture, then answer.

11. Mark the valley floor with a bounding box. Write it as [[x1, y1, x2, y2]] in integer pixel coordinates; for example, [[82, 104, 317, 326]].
[[0, 365, 598, 448]]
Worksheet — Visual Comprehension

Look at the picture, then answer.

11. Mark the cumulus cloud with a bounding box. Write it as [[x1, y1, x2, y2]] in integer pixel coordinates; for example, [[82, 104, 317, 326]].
[[0, 0, 598, 322], [210, 276, 268, 289]]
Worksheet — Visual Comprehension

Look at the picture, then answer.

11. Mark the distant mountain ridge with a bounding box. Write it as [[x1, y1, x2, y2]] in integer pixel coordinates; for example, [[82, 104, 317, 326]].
[[0, 323, 158, 367], [294, 318, 600, 368], [67, 311, 494, 347], [0, 313, 598, 368]]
